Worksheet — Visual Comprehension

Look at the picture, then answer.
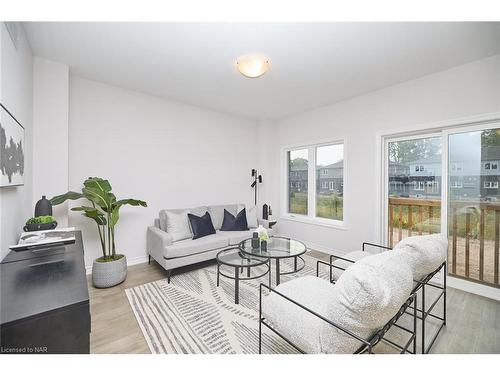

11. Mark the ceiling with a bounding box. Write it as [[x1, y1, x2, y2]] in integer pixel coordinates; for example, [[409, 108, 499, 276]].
[[24, 22, 500, 120]]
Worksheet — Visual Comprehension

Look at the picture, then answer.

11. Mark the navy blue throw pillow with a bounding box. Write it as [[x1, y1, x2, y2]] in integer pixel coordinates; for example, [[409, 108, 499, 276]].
[[220, 208, 248, 231], [188, 211, 216, 239]]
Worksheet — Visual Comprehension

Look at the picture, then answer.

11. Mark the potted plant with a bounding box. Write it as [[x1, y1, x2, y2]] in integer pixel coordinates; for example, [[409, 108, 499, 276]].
[[24, 215, 58, 232], [51, 177, 147, 288]]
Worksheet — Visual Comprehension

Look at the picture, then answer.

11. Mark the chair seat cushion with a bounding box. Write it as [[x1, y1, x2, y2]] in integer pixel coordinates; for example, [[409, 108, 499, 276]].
[[331, 251, 371, 281], [262, 276, 337, 353], [217, 229, 274, 245], [163, 234, 228, 259]]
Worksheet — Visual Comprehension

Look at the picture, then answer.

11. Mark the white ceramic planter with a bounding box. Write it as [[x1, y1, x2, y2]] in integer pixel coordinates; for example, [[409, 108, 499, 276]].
[[92, 255, 127, 288]]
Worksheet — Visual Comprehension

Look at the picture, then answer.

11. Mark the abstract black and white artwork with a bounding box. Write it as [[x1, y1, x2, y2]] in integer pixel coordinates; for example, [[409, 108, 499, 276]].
[[0, 103, 25, 187]]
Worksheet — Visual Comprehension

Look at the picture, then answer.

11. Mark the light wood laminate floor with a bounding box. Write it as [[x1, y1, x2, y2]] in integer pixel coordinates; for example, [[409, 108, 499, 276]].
[[88, 251, 500, 354]]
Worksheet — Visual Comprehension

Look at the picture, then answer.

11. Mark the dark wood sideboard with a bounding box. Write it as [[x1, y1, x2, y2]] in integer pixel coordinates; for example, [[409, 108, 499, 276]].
[[0, 231, 90, 354]]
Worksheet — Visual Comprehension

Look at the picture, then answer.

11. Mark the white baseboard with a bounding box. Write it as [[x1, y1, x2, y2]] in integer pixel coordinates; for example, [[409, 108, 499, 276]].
[[85, 254, 149, 275], [447, 276, 500, 301]]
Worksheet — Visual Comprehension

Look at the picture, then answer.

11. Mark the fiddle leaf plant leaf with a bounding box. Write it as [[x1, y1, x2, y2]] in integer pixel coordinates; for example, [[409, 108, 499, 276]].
[[71, 206, 107, 225], [50, 191, 84, 205]]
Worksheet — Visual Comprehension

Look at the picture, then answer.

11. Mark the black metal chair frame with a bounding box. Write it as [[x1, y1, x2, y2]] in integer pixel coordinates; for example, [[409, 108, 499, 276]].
[[321, 242, 447, 354], [258, 282, 418, 354]]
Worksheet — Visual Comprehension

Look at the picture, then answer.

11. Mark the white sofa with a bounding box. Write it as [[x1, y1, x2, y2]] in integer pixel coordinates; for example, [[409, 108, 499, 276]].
[[147, 203, 273, 282], [260, 234, 447, 354]]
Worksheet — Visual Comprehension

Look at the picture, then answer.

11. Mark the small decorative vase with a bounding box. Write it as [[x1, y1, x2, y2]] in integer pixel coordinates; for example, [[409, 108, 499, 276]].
[[35, 195, 53, 217], [263, 204, 269, 220], [261, 240, 267, 252], [92, 255, 127, 288], [251, 232, 260, 249]]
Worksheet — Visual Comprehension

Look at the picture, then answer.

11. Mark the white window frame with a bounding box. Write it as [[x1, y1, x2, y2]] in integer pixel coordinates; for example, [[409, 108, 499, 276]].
[[282, 138, 346, 229]]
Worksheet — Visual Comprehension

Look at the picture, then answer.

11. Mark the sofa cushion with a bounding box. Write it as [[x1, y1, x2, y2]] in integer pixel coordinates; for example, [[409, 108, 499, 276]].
[[331, 251, 371, 281], [159, 208, 186, 232], [188, 212, 216, 240], [238, 204, 258, 228], [164, 209, 192, 242], [262, 251, 413, 353], [392, 234, 447, 280], [221, 208, 248, 231], [190, 205, 208, 217], [163, 233, 228, 259], [207, 204, 238, 230]]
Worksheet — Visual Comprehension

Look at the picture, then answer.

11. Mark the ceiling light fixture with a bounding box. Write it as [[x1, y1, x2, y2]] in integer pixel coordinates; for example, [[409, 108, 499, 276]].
[[236, 54, 270, 78]]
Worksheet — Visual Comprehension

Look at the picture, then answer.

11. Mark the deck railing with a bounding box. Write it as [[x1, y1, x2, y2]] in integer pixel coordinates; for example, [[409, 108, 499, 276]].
[[388, 197, 499, 288]]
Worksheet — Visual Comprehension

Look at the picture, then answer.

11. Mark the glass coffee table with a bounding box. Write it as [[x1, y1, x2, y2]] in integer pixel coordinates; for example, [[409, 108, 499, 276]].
[[239, 236, 307, 286], [216, 247, 270, 304]]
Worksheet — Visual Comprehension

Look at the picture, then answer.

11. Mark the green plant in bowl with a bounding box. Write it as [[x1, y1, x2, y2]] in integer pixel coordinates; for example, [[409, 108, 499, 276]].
[[26, 215, 56, 225]]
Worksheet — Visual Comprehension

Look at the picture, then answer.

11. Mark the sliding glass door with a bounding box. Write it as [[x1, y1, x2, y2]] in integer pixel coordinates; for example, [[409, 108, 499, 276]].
[[384, 122, 500, 289]]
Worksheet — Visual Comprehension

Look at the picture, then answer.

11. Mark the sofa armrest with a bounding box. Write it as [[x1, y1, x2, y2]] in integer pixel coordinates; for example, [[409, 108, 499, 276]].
[[147, 226, 173, 261]]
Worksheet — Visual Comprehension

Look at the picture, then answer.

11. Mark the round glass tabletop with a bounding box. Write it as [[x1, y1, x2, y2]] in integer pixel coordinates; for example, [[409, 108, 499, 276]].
[[216, 247, 268, 267], [239, 236, 307, 259]]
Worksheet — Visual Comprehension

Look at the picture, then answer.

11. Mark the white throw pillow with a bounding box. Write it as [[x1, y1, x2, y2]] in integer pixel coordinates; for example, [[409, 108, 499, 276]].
[[392, 234, 447, 281], [165, 210, 192, 242], [238, 204, 258, 228]]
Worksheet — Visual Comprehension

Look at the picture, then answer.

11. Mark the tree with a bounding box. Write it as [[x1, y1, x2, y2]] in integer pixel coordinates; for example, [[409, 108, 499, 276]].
[[389, 138, 441, 164]]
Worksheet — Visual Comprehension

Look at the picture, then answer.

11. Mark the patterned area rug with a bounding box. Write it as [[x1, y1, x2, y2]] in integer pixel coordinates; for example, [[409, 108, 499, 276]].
[[126, 253, 323, 354]]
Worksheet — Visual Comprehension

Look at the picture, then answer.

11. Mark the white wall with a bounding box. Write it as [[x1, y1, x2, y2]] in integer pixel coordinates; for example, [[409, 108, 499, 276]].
[[268, 54, 500, 255], [0, 23, 33, 259], [32, 57, 69, 226], [68, 77, 258, 267]]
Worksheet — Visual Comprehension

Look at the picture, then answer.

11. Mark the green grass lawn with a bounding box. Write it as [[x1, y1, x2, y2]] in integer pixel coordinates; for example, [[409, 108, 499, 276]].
[[289, 192, 343, 220]]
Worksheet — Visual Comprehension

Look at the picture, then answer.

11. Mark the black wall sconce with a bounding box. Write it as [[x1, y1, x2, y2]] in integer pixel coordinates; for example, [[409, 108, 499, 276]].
[[251, 168, 263, 205]]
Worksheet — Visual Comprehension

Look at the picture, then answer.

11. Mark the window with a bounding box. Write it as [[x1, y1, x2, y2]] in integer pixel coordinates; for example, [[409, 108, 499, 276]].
[[451, 180, 463, 188], [485, 162, 491, 170], [492, 162, 498, 170], [287, 149, 308, 215], [286, 141, 344, 223], [415, 166, 420, 172], [316, 144, 344, 220], [426, 181, 439, 193], [414, 181, 425, 190], [484, 181, 499, 188]]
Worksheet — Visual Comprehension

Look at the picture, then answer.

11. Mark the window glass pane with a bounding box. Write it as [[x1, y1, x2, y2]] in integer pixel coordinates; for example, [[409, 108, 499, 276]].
[[288, 149, 308, 215], [387, 136, 442, 247], [448, 128, 500, 287], [316, 144, 343, 220]]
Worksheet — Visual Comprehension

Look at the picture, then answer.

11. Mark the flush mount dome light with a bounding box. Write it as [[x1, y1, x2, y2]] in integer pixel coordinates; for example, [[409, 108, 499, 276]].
[[236, 54, 270, 78]]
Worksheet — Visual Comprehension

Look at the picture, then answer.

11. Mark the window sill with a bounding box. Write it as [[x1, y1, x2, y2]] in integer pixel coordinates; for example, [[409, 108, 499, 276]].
[[279, 214, 347, 230]]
